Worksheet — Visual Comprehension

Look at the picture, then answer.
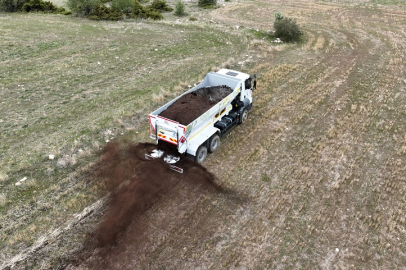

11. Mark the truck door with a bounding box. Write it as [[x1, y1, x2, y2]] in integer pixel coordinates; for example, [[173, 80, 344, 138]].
[[155, 117, 179, 145]]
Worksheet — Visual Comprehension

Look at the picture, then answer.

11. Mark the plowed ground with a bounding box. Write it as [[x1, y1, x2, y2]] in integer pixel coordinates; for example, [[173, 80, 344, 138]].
[[2, 0, 406, 269], [72, 1, 406, 269]]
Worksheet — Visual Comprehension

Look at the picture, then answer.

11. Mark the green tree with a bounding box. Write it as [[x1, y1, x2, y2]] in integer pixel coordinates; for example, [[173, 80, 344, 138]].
[[273, 13, 303, 43], [174, 0, 185, 16]]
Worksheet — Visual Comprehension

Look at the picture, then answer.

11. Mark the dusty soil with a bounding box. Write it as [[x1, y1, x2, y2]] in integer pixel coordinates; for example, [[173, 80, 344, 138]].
[[159, 85, 233, 125], [67, 141, 223, 268], [3, 1, 406, 269], [70, 1, 406, 269]]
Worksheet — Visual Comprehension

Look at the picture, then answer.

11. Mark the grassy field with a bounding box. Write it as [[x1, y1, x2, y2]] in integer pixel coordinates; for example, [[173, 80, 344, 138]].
[[1, 0, 406, 269], [0, 9, 250, 269]]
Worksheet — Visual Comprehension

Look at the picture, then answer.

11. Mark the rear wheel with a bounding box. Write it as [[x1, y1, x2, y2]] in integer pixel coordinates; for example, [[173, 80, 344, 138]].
[[208, 134, 220, 153], [195, 145, 208, 163]]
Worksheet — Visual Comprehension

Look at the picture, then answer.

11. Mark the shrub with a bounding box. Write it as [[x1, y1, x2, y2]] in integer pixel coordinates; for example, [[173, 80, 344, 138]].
[[88, 4, 123, 20], [273, 15, 303, 42], [274, 11, 283, 21], [0, 0, 27, 12], [132, 0, 162, 19], [6, 0, 71, 14], [148, 0, 172, 12], [58, 8, 71, 14], [174, 0, 185, 16], [111, 0, 134, 13], [22, 0, 54, 12], [198, 0, 215, 8], [66, 0, 100, 16], [66, 0, 163, 20], [145, 9, 162, 19]]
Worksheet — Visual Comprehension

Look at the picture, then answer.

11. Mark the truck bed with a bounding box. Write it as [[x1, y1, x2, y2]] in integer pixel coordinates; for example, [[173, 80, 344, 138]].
[[159, 85, 233, 126], [148, 70, 245, 155]]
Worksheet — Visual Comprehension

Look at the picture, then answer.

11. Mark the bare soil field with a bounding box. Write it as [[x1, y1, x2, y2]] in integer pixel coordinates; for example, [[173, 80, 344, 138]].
[[1, 0, 406, 269]]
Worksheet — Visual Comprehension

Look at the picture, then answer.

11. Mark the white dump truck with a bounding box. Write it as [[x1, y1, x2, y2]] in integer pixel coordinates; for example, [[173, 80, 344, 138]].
[[146, 69, 256, 172]]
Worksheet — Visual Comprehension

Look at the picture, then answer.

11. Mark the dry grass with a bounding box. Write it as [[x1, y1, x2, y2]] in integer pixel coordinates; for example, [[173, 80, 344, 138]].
[[2, 0, 406, 269], [114, 1, 406, 269], [0, 193, 7, 207], [0, 172, 8, 182], [0, 11, 249, 269]]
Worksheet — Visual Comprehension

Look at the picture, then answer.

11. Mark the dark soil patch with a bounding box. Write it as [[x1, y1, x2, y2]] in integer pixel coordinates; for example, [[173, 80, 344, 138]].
[[95, 141, 221, 246], [159, 85, 233, 125], [69, 141, 222, 268]]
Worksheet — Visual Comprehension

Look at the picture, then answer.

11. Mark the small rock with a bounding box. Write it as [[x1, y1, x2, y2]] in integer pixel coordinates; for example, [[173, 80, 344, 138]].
[[49, 154, 55, 160], [335, 248, 340, 253], [15, 182, 21, 186], [20, 177, 27, 182]]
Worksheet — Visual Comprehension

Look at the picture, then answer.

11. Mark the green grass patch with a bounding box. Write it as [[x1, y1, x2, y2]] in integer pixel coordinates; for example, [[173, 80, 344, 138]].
[[0, 12, 249, 265]]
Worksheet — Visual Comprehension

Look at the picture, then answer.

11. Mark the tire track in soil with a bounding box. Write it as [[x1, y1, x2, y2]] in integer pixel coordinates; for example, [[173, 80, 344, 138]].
[[68, 141, 226, 269], [200, 2, 406, 268], [71, 2, 406, 269]]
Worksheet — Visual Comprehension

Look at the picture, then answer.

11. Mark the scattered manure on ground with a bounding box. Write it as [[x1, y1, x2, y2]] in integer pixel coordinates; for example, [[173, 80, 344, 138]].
[[92, 141, 221, 247]]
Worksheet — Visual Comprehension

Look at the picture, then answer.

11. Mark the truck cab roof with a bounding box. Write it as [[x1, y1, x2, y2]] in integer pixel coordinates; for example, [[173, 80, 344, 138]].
[[216, 69, 250, 81]]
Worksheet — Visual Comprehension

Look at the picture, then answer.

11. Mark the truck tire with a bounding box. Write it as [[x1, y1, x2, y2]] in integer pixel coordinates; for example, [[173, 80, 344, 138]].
[[239, 108, 248, 124], [208, 134, 220, 153], [195, 145, 208, 163]]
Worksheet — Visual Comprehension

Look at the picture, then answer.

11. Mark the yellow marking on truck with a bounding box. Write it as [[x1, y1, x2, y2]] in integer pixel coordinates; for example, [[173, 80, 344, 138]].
[[188, 105, 232, 142], [189, 121, 212, 141]]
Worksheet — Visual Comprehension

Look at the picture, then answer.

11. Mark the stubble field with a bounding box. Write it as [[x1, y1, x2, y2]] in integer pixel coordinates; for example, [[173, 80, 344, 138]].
[[1, 0, 406, 269]]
